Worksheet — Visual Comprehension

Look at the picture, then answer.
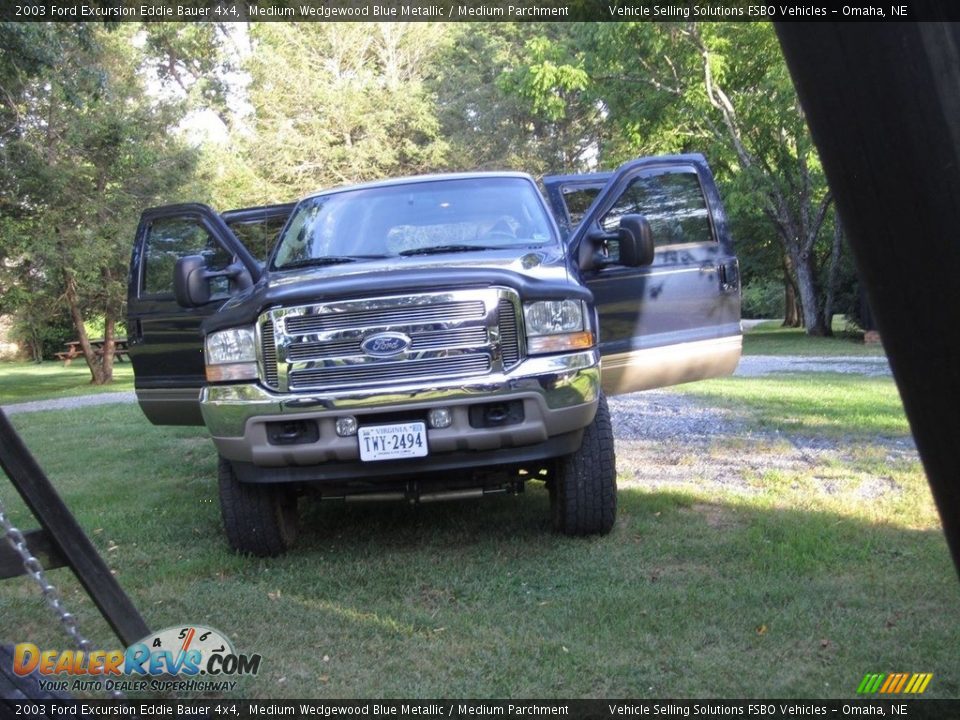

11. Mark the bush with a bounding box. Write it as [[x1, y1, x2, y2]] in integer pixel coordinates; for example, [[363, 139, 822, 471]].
[[740, 278, 784, 319], [9, 309, 74, 362]]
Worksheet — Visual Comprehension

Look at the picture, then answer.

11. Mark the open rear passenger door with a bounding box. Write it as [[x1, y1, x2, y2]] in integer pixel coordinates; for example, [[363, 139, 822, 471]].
[[126, 202, 293, 425], [555, 154, 742, 396]]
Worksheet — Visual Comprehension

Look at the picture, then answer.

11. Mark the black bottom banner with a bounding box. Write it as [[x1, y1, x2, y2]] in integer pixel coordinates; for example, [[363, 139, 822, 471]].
[[2, 699, 959, 720]]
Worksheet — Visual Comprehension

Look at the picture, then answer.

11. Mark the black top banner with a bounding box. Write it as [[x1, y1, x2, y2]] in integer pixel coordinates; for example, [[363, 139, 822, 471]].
[[0, 0, 952, 23]]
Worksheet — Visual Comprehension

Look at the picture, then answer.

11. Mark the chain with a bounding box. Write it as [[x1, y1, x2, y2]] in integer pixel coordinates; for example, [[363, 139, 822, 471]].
[[0, 492, 124, 700]]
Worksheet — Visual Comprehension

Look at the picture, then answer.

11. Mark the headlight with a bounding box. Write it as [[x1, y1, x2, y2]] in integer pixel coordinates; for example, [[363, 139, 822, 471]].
[[524, 300, 583, 335], [523, 300, 594, 355], [205, 327, 258, 382]]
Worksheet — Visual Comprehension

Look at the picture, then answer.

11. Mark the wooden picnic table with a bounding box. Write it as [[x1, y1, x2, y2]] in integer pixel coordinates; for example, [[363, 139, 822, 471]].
[[55, 338, 129, 366]]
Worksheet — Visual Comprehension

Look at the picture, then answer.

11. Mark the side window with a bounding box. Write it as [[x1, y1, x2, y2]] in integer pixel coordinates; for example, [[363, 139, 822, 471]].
[[601, 170, 713, 247], [142, 217, 232, 297], [230, 216, 289, 262], [562, 186, 603, 228]]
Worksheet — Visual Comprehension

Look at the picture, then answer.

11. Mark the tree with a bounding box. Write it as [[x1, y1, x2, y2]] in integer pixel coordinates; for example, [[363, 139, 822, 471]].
[[141, 22, 235, 125], [582, 22, 836, 335], [431, 23, 604, 176], [239, 22, 449, 201], [483, 23, 833, 333], [0, 24, 198, 382]]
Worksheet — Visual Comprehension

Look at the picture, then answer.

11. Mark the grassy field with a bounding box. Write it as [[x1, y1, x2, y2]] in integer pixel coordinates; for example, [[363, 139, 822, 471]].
[[742, 321, 886, 357], [0, 361, 134, 404], [0, 371, 955, 699], [678, 372, 908, 439]]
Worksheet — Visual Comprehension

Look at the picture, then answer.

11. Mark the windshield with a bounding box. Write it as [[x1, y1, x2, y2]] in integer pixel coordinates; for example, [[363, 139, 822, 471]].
[[271, 177, 557, 270]]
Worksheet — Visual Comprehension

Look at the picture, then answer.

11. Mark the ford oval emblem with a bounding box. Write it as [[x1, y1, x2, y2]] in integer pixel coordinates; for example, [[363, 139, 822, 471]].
[[361, 332, 412, 358]]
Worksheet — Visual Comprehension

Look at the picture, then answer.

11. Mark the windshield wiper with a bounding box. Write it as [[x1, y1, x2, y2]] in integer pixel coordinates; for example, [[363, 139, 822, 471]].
[[278, 255, 385, 270], [399, 244, 499, 257]]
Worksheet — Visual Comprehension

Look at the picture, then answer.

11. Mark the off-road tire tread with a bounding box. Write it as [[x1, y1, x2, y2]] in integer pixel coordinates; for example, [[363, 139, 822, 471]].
[[218, 456, 297, 557], [552, 392, 617, 535]]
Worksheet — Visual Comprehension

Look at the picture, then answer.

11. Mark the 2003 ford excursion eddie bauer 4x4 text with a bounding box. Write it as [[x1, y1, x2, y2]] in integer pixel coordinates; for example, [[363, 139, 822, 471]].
[[127, 154, 741, 556]]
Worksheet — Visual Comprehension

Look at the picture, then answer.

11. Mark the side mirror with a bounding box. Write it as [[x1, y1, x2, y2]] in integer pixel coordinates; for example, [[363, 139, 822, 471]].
[[617, 214, 655, 267], [173, 255, 253, 308], [174, 256, 210, 307]]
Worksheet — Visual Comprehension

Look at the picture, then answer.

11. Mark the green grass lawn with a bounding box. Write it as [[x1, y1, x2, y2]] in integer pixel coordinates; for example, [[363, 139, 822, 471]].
[[742, 320, 886, 357], [0, 361, 134, 404], [0, 372, 955, 699], [678, 372, 908, 439]]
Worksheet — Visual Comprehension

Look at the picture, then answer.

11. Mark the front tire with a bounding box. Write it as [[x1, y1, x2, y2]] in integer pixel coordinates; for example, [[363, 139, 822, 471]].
[[218, 455, 299, 557], [550, 392, 617, 535]]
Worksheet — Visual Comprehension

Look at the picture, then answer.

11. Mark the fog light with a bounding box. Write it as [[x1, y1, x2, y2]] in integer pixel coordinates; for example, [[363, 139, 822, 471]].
[[428, 408, 453, 429], [336, 416, 358, 437]]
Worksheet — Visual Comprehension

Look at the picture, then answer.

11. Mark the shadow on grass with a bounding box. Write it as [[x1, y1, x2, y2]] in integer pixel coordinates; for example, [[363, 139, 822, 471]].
[[162, 485, 956, 699], [1, 405, 953, 698], [2, 481, 956, 698]]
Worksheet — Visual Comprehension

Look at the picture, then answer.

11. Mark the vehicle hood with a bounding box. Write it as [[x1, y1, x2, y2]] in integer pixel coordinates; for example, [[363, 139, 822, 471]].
[[204, 246, 587, 334], [271, 246, 569, 287]]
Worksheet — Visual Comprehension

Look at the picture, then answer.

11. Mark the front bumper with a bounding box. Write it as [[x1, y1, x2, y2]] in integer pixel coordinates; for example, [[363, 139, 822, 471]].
[[201, 349, 600, 475]]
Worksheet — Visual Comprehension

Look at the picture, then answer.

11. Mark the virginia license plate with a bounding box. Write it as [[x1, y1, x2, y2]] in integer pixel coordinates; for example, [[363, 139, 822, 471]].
[[358, 422, 428, 462]]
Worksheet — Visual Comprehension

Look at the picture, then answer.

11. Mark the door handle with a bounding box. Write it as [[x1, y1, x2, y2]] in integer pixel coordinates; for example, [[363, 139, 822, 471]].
[[701, 262, 739, 292], [718, 262, 739, 293]]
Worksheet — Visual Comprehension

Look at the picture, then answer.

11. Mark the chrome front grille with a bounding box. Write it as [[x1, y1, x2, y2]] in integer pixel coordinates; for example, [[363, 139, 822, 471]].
[[260, 319, 279, 387], [259, 288, 523, 392], [289, 355, 491, 390], [284, 326, 489, 362], [498, 298, 521, 368], [284, 300, 485, 335]]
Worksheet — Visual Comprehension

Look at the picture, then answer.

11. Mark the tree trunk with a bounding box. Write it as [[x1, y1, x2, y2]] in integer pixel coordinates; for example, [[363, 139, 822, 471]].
[[29, 334, 43, 364], [782, 256, 801, 327], [64, 272, 108, 385], [859, 285, 877, 332], [793, 249, 829, 336], [100, 312, 115, 384], [822, 219, 844, 336]]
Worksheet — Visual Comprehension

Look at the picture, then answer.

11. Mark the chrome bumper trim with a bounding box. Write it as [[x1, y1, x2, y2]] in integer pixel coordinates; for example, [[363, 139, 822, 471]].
[[201, 350, 600, 460]]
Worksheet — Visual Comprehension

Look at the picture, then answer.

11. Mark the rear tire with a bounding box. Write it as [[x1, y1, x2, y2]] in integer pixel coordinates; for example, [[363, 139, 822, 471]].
[[218, 455, 298, 557], [550, 392, 617, 535]]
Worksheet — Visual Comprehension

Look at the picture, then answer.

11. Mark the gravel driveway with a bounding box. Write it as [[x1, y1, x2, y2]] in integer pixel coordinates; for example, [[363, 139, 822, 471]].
[[610, 354, 911, 500], [735, 355, 891, 377], [3, 355, 912, 501], [3, 390, 136, 416]]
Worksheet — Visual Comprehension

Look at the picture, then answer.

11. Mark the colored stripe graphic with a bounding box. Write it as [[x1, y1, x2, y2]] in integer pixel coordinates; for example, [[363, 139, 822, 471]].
[[858, 673, 932, 694], [857, 674, 885, 694]]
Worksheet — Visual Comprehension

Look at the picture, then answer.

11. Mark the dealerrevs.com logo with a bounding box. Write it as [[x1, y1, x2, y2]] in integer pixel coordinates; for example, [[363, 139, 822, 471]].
[[11, 625, 261, 694]]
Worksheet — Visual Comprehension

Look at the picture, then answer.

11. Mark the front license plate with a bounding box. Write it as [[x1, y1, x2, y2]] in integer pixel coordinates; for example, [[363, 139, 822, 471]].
[[358, 422, 428, 462]]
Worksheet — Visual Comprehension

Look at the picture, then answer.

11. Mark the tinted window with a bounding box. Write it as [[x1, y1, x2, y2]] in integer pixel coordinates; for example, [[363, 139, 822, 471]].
[[601, 171, 713, 247], [562, 186, 603, 228], [142, 218, 231, 296], [272, 177, 556, 270], [230, 215, 289, 262]]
